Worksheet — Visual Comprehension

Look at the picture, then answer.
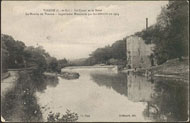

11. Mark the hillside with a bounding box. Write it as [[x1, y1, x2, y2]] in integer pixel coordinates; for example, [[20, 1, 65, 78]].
[[69, 58, 88, 66]]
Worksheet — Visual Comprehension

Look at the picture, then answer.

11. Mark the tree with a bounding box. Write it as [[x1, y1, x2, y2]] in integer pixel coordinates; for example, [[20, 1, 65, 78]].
[[1, 34, 26, 68], [46, 57, 59, 72], [88, 39, 126, 65], [1, 39, 9, 72], [58, 58, 68, 68], [110, 39, 126, 60], [24, 46, 47, 73], [135, 1, 189, 64]]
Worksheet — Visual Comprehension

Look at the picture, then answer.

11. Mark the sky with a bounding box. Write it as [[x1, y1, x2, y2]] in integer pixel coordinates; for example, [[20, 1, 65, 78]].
[[2, 1, 168, 60]]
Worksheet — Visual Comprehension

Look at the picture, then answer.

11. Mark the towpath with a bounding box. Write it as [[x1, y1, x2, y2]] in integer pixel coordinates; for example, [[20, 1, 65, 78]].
[[1, 71, 19, 100]]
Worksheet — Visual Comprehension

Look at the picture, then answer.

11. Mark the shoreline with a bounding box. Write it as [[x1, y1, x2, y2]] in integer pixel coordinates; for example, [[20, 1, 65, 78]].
[[121, 58, 189, 82], [122, 69, 188, 82]]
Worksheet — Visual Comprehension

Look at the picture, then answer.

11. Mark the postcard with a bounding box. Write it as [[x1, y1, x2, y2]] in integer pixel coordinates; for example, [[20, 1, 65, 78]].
[[1, 0, 189, 122]]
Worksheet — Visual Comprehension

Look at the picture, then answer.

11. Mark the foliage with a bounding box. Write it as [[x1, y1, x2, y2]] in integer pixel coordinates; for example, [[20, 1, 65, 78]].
[[135, 1, 189, 64], [24, 46, 47, 73], [1, 34, 69, 73], [1, 35, 26, 68], [47, 109, 78, 122], [1, 71, 44, 122], [56, 58, 69, 72], [58, 58, 68, 68], [1, 39, 9, 72], [46, 57, 59, 72], [85, 39, 126, 65]]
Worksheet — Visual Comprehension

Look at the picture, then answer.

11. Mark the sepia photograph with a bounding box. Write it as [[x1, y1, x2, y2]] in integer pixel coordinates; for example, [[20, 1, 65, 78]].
[[1, 0, 189, 122]]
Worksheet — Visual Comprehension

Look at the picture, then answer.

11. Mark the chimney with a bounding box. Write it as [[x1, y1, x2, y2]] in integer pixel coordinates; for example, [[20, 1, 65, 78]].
[[146, 18, 148, 30]]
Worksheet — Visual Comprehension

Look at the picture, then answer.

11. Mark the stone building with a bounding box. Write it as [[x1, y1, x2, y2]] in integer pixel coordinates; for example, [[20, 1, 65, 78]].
[[126, 35, 155, 69]]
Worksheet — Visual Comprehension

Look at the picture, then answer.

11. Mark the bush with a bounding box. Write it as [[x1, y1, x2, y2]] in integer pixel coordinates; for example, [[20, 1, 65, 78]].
[[47, 109, 78, 122]]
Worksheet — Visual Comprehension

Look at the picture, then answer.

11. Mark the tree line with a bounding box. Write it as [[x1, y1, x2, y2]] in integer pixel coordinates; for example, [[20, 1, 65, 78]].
[[135, 0, 189, 65], [87, 39, 126, 66], [1, 34, 69, 73], [70, 39, 126, 67]]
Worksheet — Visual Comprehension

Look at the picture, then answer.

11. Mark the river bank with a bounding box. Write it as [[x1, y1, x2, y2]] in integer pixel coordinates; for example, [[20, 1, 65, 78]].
[[1, 71, 19, 121], [1, 71, 19, 100], [122, 58, 189, 82], [1, 69, 79, 122], [1, 71, 45, 122]]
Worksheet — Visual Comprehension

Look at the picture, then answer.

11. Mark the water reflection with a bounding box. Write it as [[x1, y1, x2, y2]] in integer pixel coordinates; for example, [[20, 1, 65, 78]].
[[36, 68, 147, 122], [40, 75, 59, 90], [127, 74, 155, 102], [32, 67, 188, 122], [143, 79, 188, 122], [90, 72, 128, 97], [91, 72, 188, 122]]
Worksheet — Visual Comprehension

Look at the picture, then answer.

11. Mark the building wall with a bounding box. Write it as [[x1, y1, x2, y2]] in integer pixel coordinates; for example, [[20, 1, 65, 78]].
[[126, 36, 155, 68]]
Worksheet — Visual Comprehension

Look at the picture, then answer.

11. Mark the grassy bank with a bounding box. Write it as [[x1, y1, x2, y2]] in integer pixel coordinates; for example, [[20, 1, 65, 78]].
[[1, 71, 44, 122], [1, 69, 79, 122], [134, 58, 189, 81], [1, 70, 59, 122]]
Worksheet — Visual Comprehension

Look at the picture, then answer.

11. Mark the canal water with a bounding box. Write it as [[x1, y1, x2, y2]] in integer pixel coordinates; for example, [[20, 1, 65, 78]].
[[35, 67, 188, 122]]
